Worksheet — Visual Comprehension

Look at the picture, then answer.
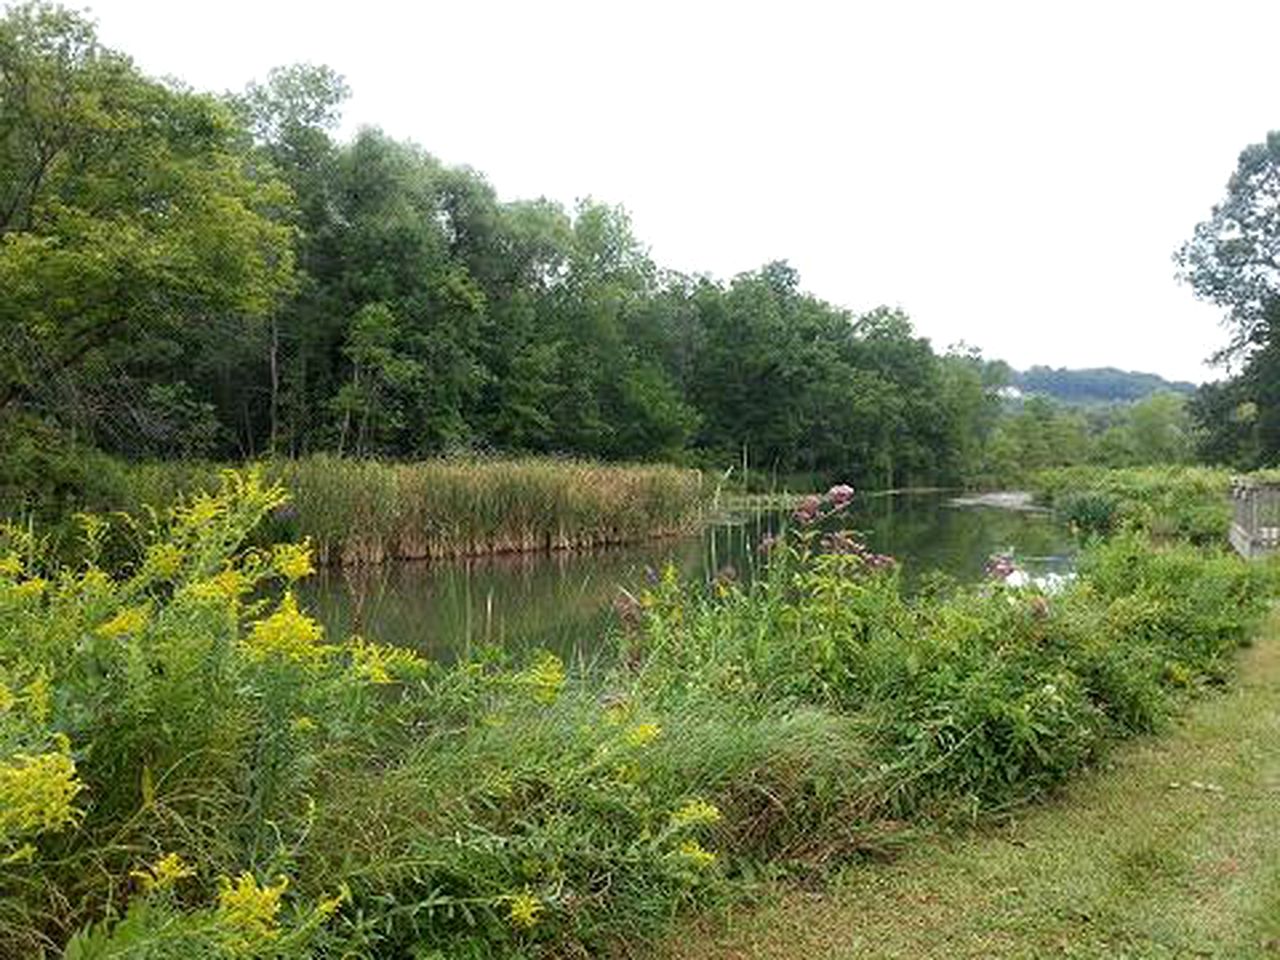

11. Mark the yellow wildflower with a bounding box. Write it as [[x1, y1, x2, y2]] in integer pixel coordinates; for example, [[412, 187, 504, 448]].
[[96, 605, 150, 639], [142, 542, 184, 580], [671, 799, 721, 829], [271, 541, 315, 582], [23, 671, 51, 724], [131, 852, 196, 893], [626, 722, 662, 747], [676, 838, 717, 869], [0, 554, 22, 578], [507, 889, 543, 929], [0, 749, 84, 844], [245, 593, 330, 666], [313, 884, 349, 921], [217, 872, 288, 950], [348, 637, 426, 685], [12, 578, 47, 600], [520, 653, 565, 705], [181, 495, 222, 528], [190, 567, 250, 607], [75, 568, 112, 598], [290, 715, 317, 734]]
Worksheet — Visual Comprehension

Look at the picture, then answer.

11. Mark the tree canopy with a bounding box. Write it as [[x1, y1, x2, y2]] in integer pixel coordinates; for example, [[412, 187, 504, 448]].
[[0, 2, 1203, 498], [1178, 130, 1280, 468], [0, 3, 295, 420]]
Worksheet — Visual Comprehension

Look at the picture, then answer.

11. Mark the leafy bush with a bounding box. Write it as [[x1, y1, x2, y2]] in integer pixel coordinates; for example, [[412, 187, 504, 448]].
[[1056, 490, 1119, 537], [1032, 466, 1233, 544], [0, 414, 130, 528]]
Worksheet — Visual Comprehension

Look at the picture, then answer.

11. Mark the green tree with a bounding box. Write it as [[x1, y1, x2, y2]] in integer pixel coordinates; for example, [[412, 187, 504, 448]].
[[1178, 129, 1280, 465], [332, 303, 422, 456], [0, 3, 294, 417]]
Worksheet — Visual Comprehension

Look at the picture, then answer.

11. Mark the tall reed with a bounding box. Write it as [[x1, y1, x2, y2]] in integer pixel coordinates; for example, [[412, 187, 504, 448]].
[[125, 456, 706, 566]]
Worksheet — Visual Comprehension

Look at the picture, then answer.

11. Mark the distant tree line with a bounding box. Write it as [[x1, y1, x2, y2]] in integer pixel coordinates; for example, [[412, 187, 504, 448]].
[[1013, 368, 1195, 406], [0, 4, 1209, 510]]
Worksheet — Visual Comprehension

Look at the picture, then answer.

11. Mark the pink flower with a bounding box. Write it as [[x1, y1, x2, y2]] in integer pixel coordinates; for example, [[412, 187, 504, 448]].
[[826, 484, 855, 505], [793, 495, 823, 524]]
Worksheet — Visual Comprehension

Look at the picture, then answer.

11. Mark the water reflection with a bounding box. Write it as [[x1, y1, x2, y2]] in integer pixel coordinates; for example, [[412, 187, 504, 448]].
[[301, 492, 1074, 662]]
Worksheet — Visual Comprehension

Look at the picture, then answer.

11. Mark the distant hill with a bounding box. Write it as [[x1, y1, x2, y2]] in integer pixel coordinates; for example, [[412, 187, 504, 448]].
[[1010, 366, 1197, 405]]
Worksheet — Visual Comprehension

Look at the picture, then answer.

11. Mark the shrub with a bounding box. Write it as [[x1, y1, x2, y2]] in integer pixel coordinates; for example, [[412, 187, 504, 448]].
[[1032, 466, 1233, 544]]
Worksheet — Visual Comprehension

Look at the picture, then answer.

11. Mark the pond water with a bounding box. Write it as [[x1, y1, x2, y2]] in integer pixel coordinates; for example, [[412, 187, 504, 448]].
[[300, 491, 1074, 664]]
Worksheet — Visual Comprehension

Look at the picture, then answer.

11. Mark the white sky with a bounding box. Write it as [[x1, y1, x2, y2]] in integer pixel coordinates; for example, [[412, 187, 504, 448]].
[[75, 0, 1280, 383]]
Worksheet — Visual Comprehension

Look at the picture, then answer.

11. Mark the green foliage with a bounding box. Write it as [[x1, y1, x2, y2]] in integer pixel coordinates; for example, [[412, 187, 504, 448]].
[[0, 1, 1107, 489], [0, 472, 1273, 957], [0, 414, 129, 526], [1032, 466, 1233, 544], [0, 2, 294, 420], [1055, 491, 1119, 537], [1177, 128, 1280, 469]]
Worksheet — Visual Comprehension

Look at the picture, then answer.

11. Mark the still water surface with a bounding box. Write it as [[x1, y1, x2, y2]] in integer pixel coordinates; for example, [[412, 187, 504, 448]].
[[301, 492, 1073, 663]]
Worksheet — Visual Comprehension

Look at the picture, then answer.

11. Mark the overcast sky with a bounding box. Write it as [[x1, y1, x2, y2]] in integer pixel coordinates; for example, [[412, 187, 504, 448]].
[[77, 0, 1280, 383]]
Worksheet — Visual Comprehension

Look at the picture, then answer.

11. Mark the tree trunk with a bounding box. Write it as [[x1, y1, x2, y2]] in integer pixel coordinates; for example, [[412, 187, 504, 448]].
[[268, 315, 280, 456]]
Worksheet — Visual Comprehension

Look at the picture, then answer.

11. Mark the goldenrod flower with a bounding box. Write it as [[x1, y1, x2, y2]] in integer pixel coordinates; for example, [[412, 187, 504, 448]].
[[507, 890, 543, 928], [313, 884, 350, 921], [131, 852, 195, 893], [671, 798, 721, 829], [181, 495, 222, 528], [626, 722, 662, 747], [520, 654, 565, 705], [190, 567, 250, 608], [348, 637, 426, 685], [0, 749, 83, 845], [676, 838, 717, 869], [96, 605, 149, 639], [142, 542, 184, 580], [217, 872, 288, 950], [12, 578, 47, 600], [0, 554, 22, 578], [271, 541, 315, 582], [245, 593, 330, 665], [23, 671, 51, 724]]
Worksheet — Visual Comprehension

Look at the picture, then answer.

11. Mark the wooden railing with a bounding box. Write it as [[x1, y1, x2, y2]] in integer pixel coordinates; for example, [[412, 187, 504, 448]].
[[1230, 480, 1280, 558]]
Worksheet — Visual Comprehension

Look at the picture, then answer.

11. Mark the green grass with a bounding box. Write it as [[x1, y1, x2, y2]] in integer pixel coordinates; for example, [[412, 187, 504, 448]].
[[671, 611, 1280, 960]]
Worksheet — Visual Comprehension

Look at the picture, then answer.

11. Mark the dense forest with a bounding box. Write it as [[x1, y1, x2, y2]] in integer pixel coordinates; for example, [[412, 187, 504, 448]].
[[0, 3, 1244, 511]]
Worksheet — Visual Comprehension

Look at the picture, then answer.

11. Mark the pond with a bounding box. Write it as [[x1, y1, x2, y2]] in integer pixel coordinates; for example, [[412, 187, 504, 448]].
[[300, 491, 1074, 664]]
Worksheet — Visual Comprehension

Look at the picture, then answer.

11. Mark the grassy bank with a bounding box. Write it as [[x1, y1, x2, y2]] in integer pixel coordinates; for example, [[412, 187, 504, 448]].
[[0, 473, 1273, 957], [672, 610, 1280, 959], [121, 456, 707, 565], [1031, 465, 1233, 543]]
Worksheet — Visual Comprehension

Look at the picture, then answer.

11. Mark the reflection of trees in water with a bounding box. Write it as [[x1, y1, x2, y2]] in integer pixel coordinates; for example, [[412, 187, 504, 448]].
[[302, 494, 1073, 661], [854, 496, 1073, 585]]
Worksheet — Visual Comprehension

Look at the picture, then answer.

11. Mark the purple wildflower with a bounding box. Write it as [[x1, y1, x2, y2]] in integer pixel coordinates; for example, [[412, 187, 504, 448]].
[[826, 484, 855, 506], [793, 494, 823, 524]]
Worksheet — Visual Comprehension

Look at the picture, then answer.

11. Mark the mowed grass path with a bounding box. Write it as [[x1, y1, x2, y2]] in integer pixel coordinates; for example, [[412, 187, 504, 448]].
[[672, 613, 1280, 960]]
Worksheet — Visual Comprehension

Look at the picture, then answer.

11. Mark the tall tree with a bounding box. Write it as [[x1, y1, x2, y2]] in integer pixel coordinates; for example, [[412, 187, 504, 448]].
[[1178, 129, 1280, 466], [0, 3, 294, 421]]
